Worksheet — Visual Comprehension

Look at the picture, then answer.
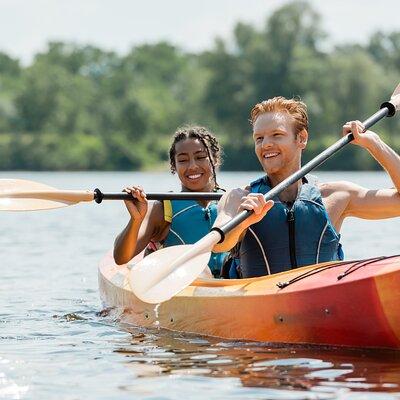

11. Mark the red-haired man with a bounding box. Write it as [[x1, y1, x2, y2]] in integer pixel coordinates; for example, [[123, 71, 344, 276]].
[[214, 97, 400, 278]]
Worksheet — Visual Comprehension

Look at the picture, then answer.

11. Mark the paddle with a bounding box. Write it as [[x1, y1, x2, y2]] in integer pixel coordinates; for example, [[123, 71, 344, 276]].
[[0, 179, 222, 211], [129, 83, 400, 304]]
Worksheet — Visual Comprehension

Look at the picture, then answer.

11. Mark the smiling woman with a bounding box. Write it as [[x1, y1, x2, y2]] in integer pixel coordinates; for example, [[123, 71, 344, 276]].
[[169, 126, 223, 192], [113, 125, 228, 277]]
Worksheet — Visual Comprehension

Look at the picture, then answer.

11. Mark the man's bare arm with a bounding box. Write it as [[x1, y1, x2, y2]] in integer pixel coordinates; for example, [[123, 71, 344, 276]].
[[364, 135, 400, 194], [322, 181, 400, 221], [328, 121, 400, 220], [345, 184, 400, 219]]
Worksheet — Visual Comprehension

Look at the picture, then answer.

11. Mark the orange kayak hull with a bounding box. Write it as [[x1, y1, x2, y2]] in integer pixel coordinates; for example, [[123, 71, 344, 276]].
[[98, 253, 400, 349]]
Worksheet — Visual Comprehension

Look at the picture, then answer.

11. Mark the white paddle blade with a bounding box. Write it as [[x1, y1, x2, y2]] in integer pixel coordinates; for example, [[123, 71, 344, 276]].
[[0, 179, 94, 211], [129, 231, 221, 303], [390, 82, 400, 111]]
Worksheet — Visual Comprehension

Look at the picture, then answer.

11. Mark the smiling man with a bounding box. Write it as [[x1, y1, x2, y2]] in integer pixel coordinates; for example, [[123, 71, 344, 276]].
[[214, 96, 400, 278]]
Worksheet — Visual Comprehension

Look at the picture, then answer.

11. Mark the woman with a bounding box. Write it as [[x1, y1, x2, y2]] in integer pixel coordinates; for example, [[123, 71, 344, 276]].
[[113, 126, 227, 277]]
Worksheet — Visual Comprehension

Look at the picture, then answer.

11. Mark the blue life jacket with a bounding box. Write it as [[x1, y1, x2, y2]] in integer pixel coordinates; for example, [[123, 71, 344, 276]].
[[239, 176, 344, 278], [162, 199, 228, 277]]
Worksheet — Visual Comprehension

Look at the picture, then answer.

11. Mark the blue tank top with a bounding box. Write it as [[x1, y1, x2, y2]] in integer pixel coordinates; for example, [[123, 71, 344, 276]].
[[162, 199, 227, 277], [239, 176, 344, 278]]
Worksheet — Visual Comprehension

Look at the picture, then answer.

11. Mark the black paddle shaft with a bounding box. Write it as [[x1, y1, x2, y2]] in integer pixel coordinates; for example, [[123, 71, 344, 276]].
[[93, 189, 223, 203], [214, 101, 396, 241]]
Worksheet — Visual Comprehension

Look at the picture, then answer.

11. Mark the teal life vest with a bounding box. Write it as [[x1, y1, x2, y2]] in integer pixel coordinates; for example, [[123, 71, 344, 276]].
[[162, 199, 227, 277], [239, 176, 344, 278]]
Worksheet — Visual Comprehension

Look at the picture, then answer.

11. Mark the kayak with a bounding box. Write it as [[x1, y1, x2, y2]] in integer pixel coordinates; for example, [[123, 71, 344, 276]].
[[98, 252, 400, 349]]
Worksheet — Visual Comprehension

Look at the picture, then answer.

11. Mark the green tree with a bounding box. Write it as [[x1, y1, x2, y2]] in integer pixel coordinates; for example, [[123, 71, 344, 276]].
[[0, 1, 399, 171]]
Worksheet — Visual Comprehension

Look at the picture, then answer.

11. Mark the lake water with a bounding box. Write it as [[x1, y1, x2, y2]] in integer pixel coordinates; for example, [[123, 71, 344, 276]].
[[1, 171, 400, 400]]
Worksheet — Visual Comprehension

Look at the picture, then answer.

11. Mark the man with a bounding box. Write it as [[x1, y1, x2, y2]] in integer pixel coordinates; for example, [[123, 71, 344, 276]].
[[213, 96, 400, 278]]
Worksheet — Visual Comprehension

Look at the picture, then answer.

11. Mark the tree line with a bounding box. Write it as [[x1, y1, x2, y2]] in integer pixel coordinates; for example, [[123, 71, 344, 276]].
[[0, 1, 399, 171]]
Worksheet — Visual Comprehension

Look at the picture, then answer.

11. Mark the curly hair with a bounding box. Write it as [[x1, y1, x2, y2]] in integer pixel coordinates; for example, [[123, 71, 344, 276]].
[[169, 125, 223, 191], [250, 96, 309, 136]]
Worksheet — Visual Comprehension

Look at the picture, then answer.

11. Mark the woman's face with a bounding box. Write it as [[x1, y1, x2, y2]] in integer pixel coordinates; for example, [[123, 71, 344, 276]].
[[173, 138, 214, 192]]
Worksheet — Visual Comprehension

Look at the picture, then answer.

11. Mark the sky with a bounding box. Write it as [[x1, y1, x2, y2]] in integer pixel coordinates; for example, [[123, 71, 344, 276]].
[[0, 0, 399, 65]]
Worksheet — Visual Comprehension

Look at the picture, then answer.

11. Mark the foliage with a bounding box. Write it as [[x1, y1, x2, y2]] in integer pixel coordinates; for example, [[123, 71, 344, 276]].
[[0, 1, 399, 171]]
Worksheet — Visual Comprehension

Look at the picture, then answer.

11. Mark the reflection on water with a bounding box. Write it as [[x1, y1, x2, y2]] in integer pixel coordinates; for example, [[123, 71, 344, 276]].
[[1, 171, 400, 399], [110, 322, 400, 399]]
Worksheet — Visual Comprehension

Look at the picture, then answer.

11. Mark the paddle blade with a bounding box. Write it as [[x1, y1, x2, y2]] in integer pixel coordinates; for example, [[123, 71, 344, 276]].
[[129, 231, 221, 303], [390, 82, 400, 110], [0, 179, 94, 211]]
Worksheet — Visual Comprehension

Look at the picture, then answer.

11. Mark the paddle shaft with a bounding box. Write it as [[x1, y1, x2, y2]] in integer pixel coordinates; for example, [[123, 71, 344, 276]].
[[94, 190, 222, 202], [216, 104, 394, 237]]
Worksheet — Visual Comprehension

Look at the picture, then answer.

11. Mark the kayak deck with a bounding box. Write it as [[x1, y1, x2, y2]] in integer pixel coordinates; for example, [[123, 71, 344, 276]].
[[99, 252, 400, 349]]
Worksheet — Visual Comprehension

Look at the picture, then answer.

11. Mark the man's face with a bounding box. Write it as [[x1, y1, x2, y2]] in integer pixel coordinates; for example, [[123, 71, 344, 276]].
[[252, 112, 307, 176]]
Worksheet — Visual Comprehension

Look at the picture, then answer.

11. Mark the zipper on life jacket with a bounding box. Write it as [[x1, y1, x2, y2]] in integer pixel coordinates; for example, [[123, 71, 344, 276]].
[[286, 202, 298, 268]]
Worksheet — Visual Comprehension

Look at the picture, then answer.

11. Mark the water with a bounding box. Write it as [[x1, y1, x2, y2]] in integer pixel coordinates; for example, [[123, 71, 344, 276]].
[[1, 171, 400, 399]]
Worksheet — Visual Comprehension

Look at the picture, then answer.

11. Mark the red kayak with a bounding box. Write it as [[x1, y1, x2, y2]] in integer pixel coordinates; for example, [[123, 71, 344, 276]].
[[99, 252, 400, 349]]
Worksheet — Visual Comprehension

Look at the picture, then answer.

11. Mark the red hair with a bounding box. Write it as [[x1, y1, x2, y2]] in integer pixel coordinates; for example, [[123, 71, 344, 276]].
[[250, 96, 308, 135]]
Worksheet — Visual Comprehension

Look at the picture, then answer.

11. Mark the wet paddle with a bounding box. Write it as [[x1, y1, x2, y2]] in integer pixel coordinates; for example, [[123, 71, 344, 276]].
[[129, 83, 400, 304], [0, 179, 222, 211]]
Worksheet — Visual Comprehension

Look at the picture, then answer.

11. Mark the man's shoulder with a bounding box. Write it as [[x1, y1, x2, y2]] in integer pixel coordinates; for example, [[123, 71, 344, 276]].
[[318, 180, 359, 197]]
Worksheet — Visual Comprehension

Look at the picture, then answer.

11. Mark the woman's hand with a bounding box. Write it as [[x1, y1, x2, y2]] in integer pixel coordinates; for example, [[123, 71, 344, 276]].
[[123, 185, 148, 221]]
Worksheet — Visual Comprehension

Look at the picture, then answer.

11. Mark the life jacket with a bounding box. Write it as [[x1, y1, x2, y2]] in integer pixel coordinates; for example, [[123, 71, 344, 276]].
[[239, 175, 344, 278], [161, 199, 228, 277]]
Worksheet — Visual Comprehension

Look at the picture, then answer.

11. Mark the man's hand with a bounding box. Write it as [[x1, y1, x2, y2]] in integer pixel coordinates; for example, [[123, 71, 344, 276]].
[[238, 192, 274, 228], [213, 188, 274, 252], [343, 120, 379, 149]]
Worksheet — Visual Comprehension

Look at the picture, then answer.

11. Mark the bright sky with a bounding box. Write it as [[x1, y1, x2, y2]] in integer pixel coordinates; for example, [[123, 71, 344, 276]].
[[0, 0, 399, 64]]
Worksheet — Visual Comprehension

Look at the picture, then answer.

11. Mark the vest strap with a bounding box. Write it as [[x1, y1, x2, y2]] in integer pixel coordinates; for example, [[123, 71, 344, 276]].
[[163, 200, 173, 223]]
